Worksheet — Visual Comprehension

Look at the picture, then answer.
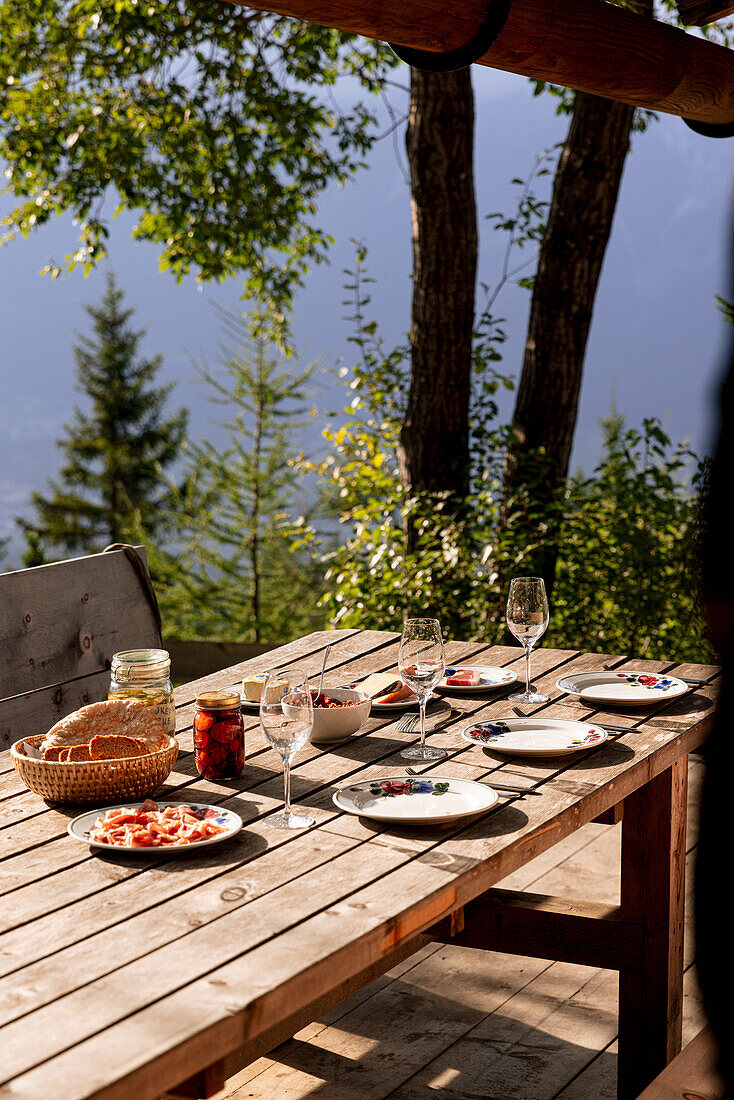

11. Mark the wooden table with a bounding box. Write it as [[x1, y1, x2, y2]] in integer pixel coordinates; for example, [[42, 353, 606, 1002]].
[[0, 630, 719, 1100]]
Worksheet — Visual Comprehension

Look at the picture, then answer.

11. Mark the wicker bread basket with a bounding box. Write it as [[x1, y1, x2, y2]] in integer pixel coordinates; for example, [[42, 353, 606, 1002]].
[[11, 735, 179, 804]]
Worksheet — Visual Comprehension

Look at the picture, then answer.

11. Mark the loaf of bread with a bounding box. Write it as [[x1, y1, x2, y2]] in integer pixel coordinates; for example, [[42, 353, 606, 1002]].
[[39, 698, 168, 756]]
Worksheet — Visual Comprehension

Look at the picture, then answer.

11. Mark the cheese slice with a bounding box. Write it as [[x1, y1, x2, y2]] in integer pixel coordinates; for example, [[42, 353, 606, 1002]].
[[358, 673, 404, 700], [242, 674, 288, 703], [242, 674, 267, 702]]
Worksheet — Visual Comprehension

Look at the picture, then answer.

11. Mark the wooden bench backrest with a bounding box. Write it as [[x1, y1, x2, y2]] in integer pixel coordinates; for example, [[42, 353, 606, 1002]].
[[0, 546, 162, 749]]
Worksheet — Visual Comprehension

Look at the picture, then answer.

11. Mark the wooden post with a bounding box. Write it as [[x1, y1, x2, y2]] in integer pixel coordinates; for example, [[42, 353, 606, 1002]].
[[235, 0, 734, 126], [618, 758, 688, 1100]]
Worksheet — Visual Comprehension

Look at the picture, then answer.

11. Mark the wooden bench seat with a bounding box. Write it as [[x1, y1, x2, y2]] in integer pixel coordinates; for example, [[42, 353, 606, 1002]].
[[637, 1025, 723, 1099], [0, 544, 161, 749]]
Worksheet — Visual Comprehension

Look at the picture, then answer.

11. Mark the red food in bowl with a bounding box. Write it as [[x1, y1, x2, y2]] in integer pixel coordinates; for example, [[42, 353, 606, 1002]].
[[310, 690, 356, 709]]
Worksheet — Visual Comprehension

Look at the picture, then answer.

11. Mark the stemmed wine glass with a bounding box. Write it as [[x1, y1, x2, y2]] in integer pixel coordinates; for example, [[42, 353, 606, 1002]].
[[398, 618, 446, 761], [259, 668, 314, 829], [506, 577, 550, 704]]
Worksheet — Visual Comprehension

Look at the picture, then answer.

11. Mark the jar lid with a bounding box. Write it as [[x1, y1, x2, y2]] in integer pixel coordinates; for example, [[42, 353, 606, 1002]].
[[111, 648, 171, 682], [195, 690, 241, 710]]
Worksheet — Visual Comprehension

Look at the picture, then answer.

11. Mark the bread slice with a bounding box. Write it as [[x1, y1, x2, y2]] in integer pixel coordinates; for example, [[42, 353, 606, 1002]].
[[42, 746, 66, 761], [89, 735, 149, 760], [65, 743, 92, 762]]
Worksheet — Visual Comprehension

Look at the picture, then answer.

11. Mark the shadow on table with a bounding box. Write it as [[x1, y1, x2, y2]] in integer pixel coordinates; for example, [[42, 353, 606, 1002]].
[[478, 739, 635, 769], [572, 690, 712, 722], [323, 703, 464, 764], [351, 802, 528, 845]]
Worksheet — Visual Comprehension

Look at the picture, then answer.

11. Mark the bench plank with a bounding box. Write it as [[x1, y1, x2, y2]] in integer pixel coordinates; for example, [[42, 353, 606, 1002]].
[[636, 1025, 723, 1099]]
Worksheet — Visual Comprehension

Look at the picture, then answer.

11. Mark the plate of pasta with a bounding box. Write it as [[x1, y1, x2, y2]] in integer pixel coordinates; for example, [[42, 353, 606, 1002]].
[[68, 799, 243, 853]]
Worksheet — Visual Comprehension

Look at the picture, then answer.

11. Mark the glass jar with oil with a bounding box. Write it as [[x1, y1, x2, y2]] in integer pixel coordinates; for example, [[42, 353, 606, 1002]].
[[108, 648, 176, 737]]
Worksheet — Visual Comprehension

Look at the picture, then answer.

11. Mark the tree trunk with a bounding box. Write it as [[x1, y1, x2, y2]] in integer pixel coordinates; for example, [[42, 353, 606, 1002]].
[[503, 89, 638, 587], [398, 67, 477, 529]]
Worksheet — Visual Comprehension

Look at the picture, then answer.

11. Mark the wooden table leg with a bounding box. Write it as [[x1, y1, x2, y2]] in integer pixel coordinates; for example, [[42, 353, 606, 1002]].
[[618, 757, 688, 1100]]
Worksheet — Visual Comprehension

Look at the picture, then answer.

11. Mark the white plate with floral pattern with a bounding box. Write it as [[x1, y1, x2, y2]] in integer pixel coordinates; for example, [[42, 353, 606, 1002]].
[[462, 718, 608, 758], [333, 775, 499, 823], [435, 665, 518, 695], [68, 802, 243, 854], [556, 670, 689, 706]]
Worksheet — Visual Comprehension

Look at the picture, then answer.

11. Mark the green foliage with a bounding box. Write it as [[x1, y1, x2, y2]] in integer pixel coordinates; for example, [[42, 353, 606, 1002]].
[[304, 172, 554, 638], [0, 1, 397, 342], [21, 529, 46, 568], [716, 296, 734, 325], [309, 235, 711, 660], [301, 243, 517, 640], [548, 414, 712, 661], [154, 310, 325, 643], [19, 272, 187, 555]]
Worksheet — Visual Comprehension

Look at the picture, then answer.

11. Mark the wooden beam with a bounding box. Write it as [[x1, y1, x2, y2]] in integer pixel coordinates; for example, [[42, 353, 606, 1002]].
[[432, 888, 643, 971], [163, 1061, 226, 1099], [593, 800, 625, 824], [676, 0, 734, 27], [234, 0, 734, 126]]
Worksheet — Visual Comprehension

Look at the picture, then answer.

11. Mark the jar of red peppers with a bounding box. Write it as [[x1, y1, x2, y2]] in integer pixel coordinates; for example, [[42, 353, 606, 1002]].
[[193, 691, 245, 780]]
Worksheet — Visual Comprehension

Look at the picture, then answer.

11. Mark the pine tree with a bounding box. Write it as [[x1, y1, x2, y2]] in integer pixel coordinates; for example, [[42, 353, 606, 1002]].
[[20, 273, 188, 556], [156, 309, 323, 643]]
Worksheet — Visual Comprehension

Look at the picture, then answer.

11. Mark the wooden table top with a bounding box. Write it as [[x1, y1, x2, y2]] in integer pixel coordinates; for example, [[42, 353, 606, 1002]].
[[0, 630, 720, 1100]]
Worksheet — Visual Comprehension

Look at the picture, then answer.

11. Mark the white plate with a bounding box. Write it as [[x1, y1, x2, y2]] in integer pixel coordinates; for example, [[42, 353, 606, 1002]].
[[556, 670, 689, 706], [333, 775, 499, 824], [68, 802, 243, 853], [462, 718, 608, 758], [227, 684, 261, 712], [436, 665, 517, 694]]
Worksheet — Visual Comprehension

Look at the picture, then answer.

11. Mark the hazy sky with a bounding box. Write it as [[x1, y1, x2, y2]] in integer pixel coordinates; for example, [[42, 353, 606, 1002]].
[[1, 63, 733, 562]]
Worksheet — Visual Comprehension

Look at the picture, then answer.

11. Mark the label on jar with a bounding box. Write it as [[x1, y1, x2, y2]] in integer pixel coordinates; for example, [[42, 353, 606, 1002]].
[[154, 698, 177, 736]]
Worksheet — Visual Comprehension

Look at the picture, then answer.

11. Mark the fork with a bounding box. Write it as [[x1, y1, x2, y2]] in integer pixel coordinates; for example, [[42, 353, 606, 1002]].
[[396, 713, 419, 734]]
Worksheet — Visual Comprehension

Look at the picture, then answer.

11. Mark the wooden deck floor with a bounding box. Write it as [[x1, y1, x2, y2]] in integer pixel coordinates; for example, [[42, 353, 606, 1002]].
[[206, 759, 706, 1100]]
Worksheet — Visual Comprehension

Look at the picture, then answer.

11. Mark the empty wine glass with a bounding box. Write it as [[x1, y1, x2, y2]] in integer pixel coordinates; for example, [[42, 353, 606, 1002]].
[[506, 577, 550, 704], [398, 618, 446, 761], [259, 668, 314, 829]]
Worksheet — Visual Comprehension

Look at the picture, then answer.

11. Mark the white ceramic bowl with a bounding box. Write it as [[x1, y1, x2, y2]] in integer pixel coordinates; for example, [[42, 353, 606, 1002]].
[[309, 688, 371, 744]]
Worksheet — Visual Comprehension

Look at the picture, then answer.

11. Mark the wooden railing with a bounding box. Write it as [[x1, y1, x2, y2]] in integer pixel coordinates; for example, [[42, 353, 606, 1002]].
[[164, 639, 278, 684]]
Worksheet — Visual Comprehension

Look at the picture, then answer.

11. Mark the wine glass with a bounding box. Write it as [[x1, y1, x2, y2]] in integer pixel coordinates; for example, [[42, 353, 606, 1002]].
[[259, 668, 314, 829], [506, 577, 550, 704], [398, 618, 446, 761]]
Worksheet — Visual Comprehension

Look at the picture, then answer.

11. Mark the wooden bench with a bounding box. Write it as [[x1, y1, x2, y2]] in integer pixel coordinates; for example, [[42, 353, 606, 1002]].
[[0, 544, 161, 750], [636, 1025, 723, 1100]]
